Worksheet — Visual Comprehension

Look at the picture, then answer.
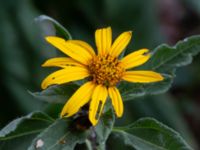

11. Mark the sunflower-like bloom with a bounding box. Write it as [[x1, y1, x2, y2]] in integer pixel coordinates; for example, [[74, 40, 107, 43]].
[[41, 27, 164, 125]]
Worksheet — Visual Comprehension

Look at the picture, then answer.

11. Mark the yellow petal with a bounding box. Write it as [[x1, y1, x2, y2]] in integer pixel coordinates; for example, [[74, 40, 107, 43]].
[[120, 49, 150, 69], [108, 87, 124, 117], [89, 85, 108, 126], [69, 40, 96, 56], [109, 31, 132, 57], [41, 67, 89, 89], [95, 27, 112, 55], [42, 57, 84, 68], [60, 81, 95, 117], [45, 36, 92, 65], [122, 71, 164, 83]]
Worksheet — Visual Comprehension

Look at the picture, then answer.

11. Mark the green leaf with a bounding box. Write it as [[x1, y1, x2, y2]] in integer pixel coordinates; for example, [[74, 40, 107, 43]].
[[0, 111, 53, 149], [0, 134, 38, 150], [113, 118, 192, 150], [29, 83, 79, 104], [124, 94, 197, 148], [34, 14, 71, 39], [94, 109, 115, 150], [121, 35, 200, 101], [0, 111, 54, 141], [34, 15, 72, 40], [28, 119, 88, 150]]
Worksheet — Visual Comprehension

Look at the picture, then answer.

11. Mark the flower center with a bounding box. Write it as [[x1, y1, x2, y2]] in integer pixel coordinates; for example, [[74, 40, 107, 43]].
[[88, 54, 125, 86]]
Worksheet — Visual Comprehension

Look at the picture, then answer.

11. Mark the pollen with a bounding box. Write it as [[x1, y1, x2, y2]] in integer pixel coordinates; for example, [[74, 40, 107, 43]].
[[88, 54, 125, 86]]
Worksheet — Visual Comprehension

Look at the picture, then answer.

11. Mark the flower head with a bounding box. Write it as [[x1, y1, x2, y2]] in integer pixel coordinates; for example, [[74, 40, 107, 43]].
[[41, 27, 164, 125]]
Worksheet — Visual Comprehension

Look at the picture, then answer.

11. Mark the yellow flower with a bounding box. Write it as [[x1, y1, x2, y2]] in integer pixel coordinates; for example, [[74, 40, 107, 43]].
[[41, 27, 164, 126]]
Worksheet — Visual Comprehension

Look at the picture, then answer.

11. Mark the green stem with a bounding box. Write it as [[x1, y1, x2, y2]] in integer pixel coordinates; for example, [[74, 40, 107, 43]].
[[89, 127, 98, 150], [85, 139, 93, 150]]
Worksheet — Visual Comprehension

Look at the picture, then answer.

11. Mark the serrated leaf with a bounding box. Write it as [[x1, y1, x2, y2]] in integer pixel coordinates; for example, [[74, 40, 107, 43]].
[[121, 35, 200, 101], [30, 83, 79, 104], [112, 118, 192, 150], [28, 119, 88, 150], [0, 111, 54, 140], [94, 109, 115, 150], [34, 15, 72, 40]]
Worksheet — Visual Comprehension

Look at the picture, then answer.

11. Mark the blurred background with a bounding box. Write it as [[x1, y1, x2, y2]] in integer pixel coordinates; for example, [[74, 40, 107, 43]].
[[0, 0, 200, 149]]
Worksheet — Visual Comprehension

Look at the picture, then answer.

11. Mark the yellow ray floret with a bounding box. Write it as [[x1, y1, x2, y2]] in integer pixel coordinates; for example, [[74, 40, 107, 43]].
[[60, 81, 95, 117], [109, 31, 132, 57], [45, 37, 93, 65], [41, 66, 89, 89], [122, 71, 164, 83], [68, 40, 96, 56], [89, 85, 108, 125], [120, 49, 150, 69], [42, 57, 84, 68], [108, 87, 124, 117], [95, 27, 112, 55]]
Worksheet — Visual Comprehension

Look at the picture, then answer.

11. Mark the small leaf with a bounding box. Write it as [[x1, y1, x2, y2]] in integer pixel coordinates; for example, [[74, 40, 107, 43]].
[[121, 35, 200, 101], [0, 111, 54, 140], [28, 119, 88, 150], [29, 83, 79, 104], [112, 118, 192, 150], [34, 15, 72, 40]]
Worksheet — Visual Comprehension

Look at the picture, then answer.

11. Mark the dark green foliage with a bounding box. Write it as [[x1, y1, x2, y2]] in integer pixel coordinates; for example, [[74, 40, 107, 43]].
[[28, 119, 88, 150], [113, 118, 192, 150], [0, 112, 54, 150]]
